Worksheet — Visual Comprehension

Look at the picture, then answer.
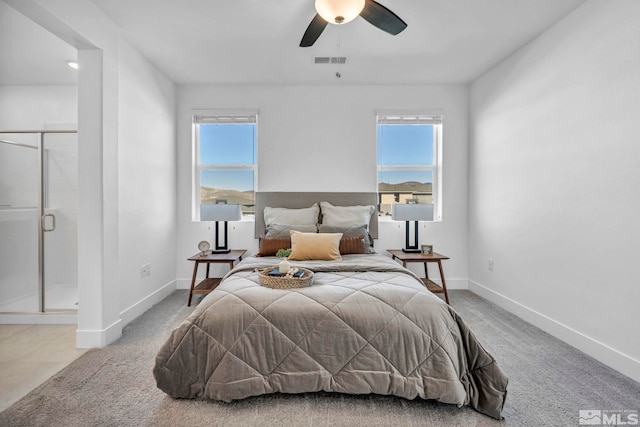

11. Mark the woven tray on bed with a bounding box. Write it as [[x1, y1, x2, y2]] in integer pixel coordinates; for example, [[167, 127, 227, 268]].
[[257, 266, 314, 289]]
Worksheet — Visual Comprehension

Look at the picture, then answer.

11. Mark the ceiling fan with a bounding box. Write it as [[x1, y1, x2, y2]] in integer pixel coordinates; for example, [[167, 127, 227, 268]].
[[300, 0, 407, 47]]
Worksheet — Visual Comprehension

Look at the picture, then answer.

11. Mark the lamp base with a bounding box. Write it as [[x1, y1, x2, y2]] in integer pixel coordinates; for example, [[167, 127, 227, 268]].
[[402, 248, 421, 253], [211, 248, 231, 254]]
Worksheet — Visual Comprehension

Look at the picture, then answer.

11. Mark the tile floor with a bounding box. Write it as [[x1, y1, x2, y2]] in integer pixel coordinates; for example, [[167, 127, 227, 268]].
[[0, 324, 87, 412]]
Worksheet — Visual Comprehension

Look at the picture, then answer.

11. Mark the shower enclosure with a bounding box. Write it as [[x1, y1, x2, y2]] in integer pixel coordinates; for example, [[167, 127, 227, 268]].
[[0, 130, 78, 315]]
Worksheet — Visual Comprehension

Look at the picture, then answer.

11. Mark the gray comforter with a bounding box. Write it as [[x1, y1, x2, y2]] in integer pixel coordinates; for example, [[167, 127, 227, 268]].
[[154, 254, 508, 419]]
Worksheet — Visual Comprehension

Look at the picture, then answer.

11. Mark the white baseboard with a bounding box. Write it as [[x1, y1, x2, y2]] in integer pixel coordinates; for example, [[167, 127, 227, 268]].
[[468, 280, 640, 384], [75, 280, 176, 348], [176, 279, 191, 290], [431, 278, 468, 290], [119, 280, 176, 327], [76, 318, 122, 348]]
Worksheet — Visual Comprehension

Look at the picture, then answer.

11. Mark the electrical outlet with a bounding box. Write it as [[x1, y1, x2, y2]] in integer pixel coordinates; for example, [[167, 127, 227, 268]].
[[141, 263, 151, 277], [488, 258, 494, 272]]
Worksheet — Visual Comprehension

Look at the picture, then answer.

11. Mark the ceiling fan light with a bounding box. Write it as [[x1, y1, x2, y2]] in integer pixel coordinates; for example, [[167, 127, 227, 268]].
[[315, 0, 365, 25]]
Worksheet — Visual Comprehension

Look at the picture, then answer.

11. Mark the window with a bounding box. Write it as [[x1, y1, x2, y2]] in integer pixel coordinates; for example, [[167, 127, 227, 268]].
[[377, 113, 442, 220], [193, 112, 257, 219]]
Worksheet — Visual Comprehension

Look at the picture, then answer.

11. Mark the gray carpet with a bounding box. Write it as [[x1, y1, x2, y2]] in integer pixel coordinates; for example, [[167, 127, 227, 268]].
[[0, 290, 638, 427]]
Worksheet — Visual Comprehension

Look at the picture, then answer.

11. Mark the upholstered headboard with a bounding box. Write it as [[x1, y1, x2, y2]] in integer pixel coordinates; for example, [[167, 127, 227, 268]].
[[255, 192, 378, 239]]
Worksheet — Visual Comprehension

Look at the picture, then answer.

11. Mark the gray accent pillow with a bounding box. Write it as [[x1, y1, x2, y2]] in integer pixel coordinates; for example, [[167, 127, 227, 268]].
[[265, 224, 318, 238], [264, 204, 320, 228], [319, 201, 375, 228], [317, 224, 375, 254]]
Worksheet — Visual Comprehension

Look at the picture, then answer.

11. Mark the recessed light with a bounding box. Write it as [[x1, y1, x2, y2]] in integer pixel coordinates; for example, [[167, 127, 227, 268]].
[[66, 60, 78, 69]]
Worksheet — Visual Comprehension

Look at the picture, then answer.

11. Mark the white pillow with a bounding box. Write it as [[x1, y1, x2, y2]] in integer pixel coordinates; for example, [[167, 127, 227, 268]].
[[264, 203, 320, 228], [320, 202, 375, 228]]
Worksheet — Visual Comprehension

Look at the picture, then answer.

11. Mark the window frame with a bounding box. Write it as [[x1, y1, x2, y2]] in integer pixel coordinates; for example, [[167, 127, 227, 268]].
[[192, 110, 258, 221], [376, 113, 443, 221]]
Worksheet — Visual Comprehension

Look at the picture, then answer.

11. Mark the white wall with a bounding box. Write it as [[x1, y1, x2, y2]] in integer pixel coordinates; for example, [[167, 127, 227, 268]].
[[176, 85, 469, 287], [118, 39, 177, 323], [469, 0, 640, 381], [6, 0, 177, 345], [0, 86, 77, 130]]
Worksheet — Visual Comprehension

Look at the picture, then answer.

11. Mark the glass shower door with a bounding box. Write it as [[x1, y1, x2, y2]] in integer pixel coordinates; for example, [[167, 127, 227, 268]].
[[43, 133, 78, 311], [0, 134, 40, 312], [0, 131, 78, 313]]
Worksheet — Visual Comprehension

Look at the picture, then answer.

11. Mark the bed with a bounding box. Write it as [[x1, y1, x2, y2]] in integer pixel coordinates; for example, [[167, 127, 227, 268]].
[[154, 192, 508, 419]]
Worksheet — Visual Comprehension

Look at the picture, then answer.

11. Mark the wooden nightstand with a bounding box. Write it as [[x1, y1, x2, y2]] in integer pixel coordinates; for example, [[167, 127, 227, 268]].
[[187, 249, 246, 306], [388, 249, 450, 304]]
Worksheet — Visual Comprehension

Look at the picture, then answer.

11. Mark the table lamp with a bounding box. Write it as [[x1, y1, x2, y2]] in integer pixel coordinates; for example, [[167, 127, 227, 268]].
[[200, 204, 242, 253], [391, 203, 434, 253]]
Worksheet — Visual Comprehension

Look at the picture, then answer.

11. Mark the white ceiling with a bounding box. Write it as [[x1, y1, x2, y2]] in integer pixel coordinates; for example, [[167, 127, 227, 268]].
[[1, 0, 586, 86], [0, 1, 77, 85]]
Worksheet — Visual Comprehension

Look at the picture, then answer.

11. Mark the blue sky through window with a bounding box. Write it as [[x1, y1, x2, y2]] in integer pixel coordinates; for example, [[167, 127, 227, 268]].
[[198, 123, 432, 190], [378, 125, 434, 184], [199, 124, 256, 191]]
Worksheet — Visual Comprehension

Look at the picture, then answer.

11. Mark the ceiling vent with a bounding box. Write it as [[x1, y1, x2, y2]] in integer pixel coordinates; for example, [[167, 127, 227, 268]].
[[314, 56, 347, 64]]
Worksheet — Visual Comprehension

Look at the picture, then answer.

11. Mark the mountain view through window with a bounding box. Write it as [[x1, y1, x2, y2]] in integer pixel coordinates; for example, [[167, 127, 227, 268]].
[[197, 119, 256, 216], [377, 117, 441, 217]]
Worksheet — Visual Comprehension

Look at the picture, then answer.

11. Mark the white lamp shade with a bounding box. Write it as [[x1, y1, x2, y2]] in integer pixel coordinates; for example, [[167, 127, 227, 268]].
[[315, 0, 365, 24], [391, 204, 434, 221], [200, 204, 242, 222]]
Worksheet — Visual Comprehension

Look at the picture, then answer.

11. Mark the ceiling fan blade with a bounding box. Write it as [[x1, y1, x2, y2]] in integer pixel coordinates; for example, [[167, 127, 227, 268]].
[[300, 14, 328, 47], [359, 0, 407, 36]]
